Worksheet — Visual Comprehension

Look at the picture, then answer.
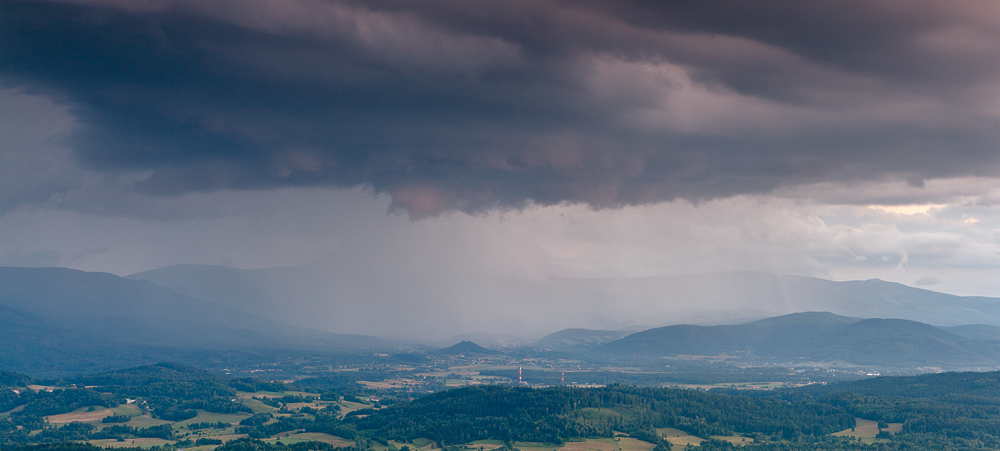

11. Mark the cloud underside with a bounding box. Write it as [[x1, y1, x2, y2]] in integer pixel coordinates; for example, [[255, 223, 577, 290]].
[[2, 0, 999, 217]]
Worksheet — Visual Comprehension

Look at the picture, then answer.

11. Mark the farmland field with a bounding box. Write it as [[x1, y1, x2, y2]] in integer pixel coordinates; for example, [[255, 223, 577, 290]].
[[174, 410, 250, 427], [656, 428, 703, 447], [237, 395, 281, 414], [616, 437, 657, 451], [45, 407, 114, 423], [271, 432, 354, 446], [709, 435, 749, 445], [832, 418, 903, 443], [122, 414, 172, 428], [89, 438, 175, 448], [556, 438, 620, 451]]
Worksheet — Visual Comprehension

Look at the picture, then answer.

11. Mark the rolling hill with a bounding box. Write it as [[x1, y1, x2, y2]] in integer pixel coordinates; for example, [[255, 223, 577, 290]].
[[941, 324, 1000, 341], [602, 312, 1000, 368], [609, 272, 1000, 328], [533, 328, 636, 350], [432, 340, 493, 356], [808, 318, 994, 365]]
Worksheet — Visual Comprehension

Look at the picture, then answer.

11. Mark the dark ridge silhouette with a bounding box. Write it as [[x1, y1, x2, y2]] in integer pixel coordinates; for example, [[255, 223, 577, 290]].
[[434, 340, 493, 356]]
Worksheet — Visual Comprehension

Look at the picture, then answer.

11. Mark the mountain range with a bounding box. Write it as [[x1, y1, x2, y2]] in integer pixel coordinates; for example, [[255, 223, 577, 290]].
[[8, 265, 1000, 375], [130, 265, 1000, 338], [0, 266, 396, 376], [531, 328, 636, 350], [596, 312, 1000, 369]]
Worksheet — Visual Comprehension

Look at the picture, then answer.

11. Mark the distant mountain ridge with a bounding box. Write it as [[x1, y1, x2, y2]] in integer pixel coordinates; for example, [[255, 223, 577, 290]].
[[610, 272, 1000, 328], [533, 328, 636, 350], [433, 340, 493, 356], [131, 266, 1000, 338], [10, 264, 1000, 375], [602, 312, 1000, 368], [0, 266, 398, 376], [0, 266, 391, 349], [438, 332, 528, 348], [941, 324, 1000, 341]]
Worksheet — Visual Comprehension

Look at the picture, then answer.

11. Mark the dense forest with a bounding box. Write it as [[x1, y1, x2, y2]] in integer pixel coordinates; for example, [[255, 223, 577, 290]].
[[9, 364, 1000, 449], [346, 385, 852, 443], [756, 371, 1000, 448]]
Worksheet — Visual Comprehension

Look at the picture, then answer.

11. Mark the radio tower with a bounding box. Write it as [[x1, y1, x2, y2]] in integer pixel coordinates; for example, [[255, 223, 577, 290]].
[[519, 365, 522, 384], [561, 372, 565, 384]]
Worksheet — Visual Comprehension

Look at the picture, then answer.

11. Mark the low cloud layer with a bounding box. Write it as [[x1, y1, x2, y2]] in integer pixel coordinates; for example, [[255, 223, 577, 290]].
[[3, 0, 998, 217]]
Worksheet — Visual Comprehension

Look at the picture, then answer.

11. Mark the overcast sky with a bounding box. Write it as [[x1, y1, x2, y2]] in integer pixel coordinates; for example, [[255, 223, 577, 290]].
[[2, 0, 1000, 305]]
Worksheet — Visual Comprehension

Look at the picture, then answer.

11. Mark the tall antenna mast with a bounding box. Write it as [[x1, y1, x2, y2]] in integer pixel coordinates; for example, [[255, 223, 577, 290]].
[[519, 365, 522, 384]]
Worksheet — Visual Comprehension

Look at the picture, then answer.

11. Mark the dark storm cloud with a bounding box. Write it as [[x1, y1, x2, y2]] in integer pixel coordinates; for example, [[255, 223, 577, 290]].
[[2, 0, 998, 217]]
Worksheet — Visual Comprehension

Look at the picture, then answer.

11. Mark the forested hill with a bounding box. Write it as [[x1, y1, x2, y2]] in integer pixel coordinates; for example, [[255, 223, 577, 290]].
[[603, 312, 1000, 368], [792, 369, 1000, 399], [533, 329, 635, 350], [432, 341, 492, 356], [348, 385, 854, 444], [71, 362, 227, 386], [697, 370, 1000, 449], [69, 362, 287, 393], [356, 373, 1000, 450], [0, 370, 34, 387], [14, 363, 1000, 450]]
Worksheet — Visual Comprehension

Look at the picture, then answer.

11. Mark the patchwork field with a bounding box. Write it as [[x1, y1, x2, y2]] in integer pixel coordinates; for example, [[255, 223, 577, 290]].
[[110, 404, 144, 416], [88, 438, 176, 448], [0, 404, 24, 419], [832, 418, 903, 441], [709, 435, 750, 445], [46, 407, 115, 423], [467, 439, 505, 450], [237, 395, 282, 414], [360, 378, 421, 389], [174, 410, 250, 427], [6, 358, 934, 451], [656, 428, 704, 447], [280, 432, 354, 446], [616, 437, 657, 451], [410, 437, 435, 448], [121, 414, 172, 428], [245, 390, 313, 397], [337, 400, 370, 418], [90, 405, 147, 430], [84, 434, 655, 451], [555, 438, 619, 451], [284, 401, 327, 410], [260, 434, 354, 447], [463, 438, 639, 451]]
